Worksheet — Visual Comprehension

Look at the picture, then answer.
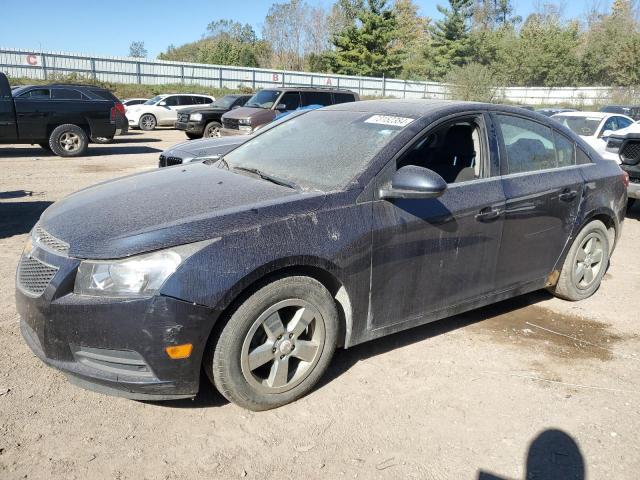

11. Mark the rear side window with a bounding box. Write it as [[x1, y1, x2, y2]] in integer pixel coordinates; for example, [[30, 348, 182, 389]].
[[20, 88, 50, 99], [52, 88, 85, 100], [201, 97, 213, 104], [164, 96, 179, 106], [333, 92, 356, 104], [177, 96, 194, 106], [88, 89, 118, 102], [554, 132, 576, 167], [496, 115, 557, 174], [301, 91, 333, 107], [577, 147, 592, 165]]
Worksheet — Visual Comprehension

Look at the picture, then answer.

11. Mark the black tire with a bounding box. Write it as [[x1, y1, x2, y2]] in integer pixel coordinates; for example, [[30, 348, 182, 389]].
[[203, 121, 222, 138], [627, 198, 636, 211], [38, 142, 52, 151], [139, 114, 156, 131], [207, 276, 339, 411], [48, 124, 89, 157], [185, 132, 201, 140], [550, 220, 610, 301], [91, 136, 114, 144]]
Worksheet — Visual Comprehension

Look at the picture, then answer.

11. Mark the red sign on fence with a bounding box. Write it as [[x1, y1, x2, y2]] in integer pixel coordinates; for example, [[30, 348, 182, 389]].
[[25, 54, 39, 66]]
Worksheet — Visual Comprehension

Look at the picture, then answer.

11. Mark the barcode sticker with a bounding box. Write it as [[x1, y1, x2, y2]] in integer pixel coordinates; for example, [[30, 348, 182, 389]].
[[364, 115, 415, 127]]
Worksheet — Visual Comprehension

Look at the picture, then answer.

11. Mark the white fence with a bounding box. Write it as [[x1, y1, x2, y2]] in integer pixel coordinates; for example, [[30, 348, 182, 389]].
[[0, 47, 612, 106]]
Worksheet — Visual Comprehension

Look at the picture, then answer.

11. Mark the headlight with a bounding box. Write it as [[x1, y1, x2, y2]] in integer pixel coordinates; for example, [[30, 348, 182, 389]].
[[238, 125, 253, 132], [238, 118, 251, 125], [190, 113, 203, 122], [74, 241, 213, 297]]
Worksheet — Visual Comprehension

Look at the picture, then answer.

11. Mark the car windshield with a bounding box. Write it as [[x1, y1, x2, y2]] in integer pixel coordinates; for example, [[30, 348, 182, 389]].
[[554, 116, 602, 137], [144, 95, 164, 105], [211, 96, 238, 109], [223, 110, 412, 191], [245, 90, 280, 109]]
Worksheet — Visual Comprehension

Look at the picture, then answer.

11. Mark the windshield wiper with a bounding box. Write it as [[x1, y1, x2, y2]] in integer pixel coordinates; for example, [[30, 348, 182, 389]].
[[233, 166, 300, 190]]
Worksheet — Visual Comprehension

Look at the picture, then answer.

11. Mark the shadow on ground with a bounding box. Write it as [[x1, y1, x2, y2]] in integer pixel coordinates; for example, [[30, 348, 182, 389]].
[[0, 200, 53, 238], [0, 146, 162, 158], [478, 429, 584, 480]]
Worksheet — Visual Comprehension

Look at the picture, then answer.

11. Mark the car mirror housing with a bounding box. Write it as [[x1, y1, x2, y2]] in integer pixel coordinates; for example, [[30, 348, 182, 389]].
[[379, 166, 448, 200], [276, 103, 287, 111], [601, 129, 614, 138], [158, 101, 167, 106]]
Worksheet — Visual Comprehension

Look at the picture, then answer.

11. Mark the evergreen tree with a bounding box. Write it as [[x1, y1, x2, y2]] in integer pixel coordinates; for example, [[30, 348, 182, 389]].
[[329, 0, 404, 77]]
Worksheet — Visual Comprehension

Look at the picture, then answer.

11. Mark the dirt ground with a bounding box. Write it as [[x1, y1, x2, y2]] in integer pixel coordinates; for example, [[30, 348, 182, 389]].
[[1, 129, 639, 480]]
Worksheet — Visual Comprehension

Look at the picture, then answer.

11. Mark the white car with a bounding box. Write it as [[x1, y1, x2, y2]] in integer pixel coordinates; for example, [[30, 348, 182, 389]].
[[126, 94, 216, 131], [121, 98, 148, 108], [551, 111, 634, 162]]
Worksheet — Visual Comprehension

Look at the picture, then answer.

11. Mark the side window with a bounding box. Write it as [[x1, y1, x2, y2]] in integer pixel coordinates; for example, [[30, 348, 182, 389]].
[[554, 132, 576, 167], [616, 116, 633, 130], [333, 92, 356, 104], [201, 97, 213, 104], [51, 88, 85, 100], [576, 147, 592, 165], [177, 96, 194, 106], [278, 92, 300, 111], [300, 91, 332, 107], [164, 96, 179, 106], [396, 119, 486, 184], [20, 88, 50, 99], [496, 115, 557, 174], [235, 96, 249, 107]]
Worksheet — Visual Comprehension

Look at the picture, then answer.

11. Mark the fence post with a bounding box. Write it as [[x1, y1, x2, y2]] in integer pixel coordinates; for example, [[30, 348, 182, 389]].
[[136, 61, 141, 84], [336, 77, 340, 89], [90, 58, 96, 80], [282, 71, 285, 87], [403, 80, 407, 99], [219, 68, 223, 89], [41, 53, 48, 80], [358, 78, 362, 96], [382, 75, 386, 97], [252, 70, 256, 90], [180, 65, 185, 84]]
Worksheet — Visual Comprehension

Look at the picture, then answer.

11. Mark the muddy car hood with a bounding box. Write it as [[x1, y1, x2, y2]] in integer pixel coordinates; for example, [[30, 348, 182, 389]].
[[179, 106, 228, 115], [223, 106, 276, 125], [165, 136, 248, 157], [39, 164, 321, 259]]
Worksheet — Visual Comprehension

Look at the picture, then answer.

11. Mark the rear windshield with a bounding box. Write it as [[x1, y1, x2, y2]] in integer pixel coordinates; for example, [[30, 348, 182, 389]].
[[224, 110, 413, 191], [553, 116, 602, 137], [88, 88, 118, 102]]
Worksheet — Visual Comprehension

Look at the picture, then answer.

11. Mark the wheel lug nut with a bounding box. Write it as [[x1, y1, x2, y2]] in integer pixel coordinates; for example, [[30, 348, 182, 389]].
[[280, 355, 284, 359], [272, 348, 276, 353], [289, 333, 293, 338], [277, 335, 282, 340]]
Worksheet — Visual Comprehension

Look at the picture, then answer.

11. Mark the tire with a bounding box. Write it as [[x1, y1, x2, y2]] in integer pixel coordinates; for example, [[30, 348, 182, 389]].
[[91, 136, 114, 144], [207, 276, 339, 411], [550, 220, 610, 301], [38, 142, 52, 151], [48, 124, 88, 157], [185, 132, 201, 140], [203, 121, 222, 138], [139, 114, 156, 131]]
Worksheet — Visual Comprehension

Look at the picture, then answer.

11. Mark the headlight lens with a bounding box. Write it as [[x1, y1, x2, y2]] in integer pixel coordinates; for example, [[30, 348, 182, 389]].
[[74, 242, 211, 297], [238, 125, 253, 132], [238, 118, 251, 125], [190, 113, 203, 122]]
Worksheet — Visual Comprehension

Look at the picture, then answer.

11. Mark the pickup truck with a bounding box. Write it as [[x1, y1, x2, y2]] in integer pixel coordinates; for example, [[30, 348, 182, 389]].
[[605, 123, 640, 209], [0, 72, 121, 157]]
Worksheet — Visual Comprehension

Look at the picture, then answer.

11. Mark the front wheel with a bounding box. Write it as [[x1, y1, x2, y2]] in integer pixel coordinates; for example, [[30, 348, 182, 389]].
[[549, 220, 610, 301], [139, 114, 156, 131], [203, 121, 222, 138], [207, 276, 338, 411], [48, 124, 88, 157]]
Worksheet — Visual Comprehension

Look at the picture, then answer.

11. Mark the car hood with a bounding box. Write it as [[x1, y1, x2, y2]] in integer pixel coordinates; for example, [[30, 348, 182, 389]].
[[179, 106, 228, 115], [40, 163, 319, 259], [163, 136, 247, 159], [223, 106, 276, 124]]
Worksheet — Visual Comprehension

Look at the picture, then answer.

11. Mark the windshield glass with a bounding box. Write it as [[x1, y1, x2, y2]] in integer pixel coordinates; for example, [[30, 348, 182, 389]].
[[144, 95, 164, 105], [245, 90, 280, 109], [554, 116, 602, 137], [212, 96, 237, 109], [223, 110, 412, 191]]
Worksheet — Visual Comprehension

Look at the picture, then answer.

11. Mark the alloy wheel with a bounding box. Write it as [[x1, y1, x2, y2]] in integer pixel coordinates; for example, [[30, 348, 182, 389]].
[[572, 233, 605, 289], [58, 132, 81, 152]]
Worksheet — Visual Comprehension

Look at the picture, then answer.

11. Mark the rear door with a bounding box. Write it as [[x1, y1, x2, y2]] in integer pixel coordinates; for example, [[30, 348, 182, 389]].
[[300, 91, 333, 108], [492, 113, 584, 290], [0, 74, 17, 140]]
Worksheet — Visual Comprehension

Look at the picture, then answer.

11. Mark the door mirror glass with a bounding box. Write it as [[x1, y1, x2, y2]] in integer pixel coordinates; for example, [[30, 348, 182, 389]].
[[232, 105, 241, 109], [380, 166, 447, 200], [276, 103, 287, 111], [158, 101, 167, 106]]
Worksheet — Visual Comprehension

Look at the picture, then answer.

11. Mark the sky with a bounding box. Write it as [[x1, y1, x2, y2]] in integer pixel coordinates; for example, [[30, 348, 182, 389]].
[[0, 0, 613, 59]]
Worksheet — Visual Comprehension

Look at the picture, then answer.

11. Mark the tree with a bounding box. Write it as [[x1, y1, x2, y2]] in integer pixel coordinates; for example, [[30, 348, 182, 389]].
[[426, 0, 475, 79], [329, 0, 404, 77], [445, 62, 501, 101], [393, 0, 431, 79], [262, 0, 308, 70], [129, 41, 147, 58]]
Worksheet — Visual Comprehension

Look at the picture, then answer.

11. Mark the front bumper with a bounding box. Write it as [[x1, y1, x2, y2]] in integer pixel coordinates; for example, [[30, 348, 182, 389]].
[[16, 247, 215, 400], [175, 121, 204, 135], [220, 127, 251, 137]]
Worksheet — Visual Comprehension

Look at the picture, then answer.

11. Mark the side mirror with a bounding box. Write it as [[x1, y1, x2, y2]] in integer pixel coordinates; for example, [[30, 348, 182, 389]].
[[601, 129, 614, 138], [276, 103, 287, 111], [158, 101, 167, 107], [379, 166, 447, 200], [231, 105, 241, 110]]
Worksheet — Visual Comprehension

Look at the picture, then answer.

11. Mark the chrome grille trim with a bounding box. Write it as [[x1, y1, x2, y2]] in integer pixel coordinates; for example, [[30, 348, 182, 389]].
[[34, 224, 70, 254], [17, 255, 59, 297]]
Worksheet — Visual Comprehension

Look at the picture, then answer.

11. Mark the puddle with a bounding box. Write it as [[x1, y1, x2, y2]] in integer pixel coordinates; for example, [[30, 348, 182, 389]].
[[469, 304, 623, 362]]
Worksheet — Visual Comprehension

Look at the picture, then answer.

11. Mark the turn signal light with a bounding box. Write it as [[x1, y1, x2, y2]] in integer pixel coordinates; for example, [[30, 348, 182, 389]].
[[622, 171, 630, 188], [165, 344, 193, 359]]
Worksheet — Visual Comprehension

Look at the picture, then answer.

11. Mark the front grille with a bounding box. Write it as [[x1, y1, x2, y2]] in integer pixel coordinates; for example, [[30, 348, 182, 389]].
[[620, 141, 640, 165], [158, 154, 183, 167], [34, 224, 69, 254], [178, 113, 190, 123], [17, 255, 58, 296], [223, 118, 239, 130]]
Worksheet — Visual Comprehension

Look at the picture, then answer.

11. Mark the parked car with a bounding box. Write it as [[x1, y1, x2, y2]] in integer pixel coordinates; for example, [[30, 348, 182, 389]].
[[220, 87, 358, 136], [536, 108, 577, 117], [121, 98, 148, 108], [601, 105, 640, 121], [0, 73, 121, 156], [551, 111, 634, 161], [175, 94, 252, 139], [17, 100, 626, 410], [126, 94, 215, 131], [159, 136, 248, 167], [605, 122, 640, 208]]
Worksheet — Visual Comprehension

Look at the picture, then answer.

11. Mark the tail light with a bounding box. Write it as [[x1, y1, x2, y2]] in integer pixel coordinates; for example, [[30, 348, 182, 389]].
[[622, 170, 630, 188], [110, 102, 125, 123], [115, 102, 125, 115]]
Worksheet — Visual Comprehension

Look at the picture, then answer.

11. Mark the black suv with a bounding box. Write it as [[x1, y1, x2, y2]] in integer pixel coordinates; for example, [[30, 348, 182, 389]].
[[175, 94, 252, 139], [0, 73, 123, 156], [606, 131, 640, 208], [601, 105, 640, 121]]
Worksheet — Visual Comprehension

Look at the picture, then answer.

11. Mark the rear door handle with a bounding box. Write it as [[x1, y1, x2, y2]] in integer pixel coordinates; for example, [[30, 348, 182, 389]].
[[475, 207, 503, 222], [559, 189, 577, 202]]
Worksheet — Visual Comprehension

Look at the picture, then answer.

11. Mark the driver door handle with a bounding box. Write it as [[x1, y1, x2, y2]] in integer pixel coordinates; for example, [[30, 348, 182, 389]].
[[559, 189, 577, 202], [475, 206, 503, 222]]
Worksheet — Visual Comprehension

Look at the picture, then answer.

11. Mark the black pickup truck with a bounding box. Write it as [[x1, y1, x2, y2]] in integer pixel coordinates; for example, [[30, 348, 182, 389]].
[[0, 72, 121, 157], [175, 94, 252, 139]]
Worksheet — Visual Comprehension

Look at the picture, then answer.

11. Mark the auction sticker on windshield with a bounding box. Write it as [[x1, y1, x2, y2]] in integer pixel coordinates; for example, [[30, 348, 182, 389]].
[[364, 115, 415, 128]]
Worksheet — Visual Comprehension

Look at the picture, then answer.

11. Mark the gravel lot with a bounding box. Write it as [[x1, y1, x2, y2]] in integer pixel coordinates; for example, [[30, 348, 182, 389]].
[[1, 129, 639, 479]]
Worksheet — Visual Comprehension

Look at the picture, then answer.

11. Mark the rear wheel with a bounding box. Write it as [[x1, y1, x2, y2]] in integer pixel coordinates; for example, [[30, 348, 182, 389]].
[[203, 121, 222, 138], [139, 114, 156, 131], [48, 124, 88, 157], [549, 220, 610, 301], [207, 276, 338, 411]]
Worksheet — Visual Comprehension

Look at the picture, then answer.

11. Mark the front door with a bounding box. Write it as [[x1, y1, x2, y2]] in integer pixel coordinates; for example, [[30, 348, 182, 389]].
[[0, 74, 17, 140], [492, 114, 584, 290], [369, 114, 506, 330]]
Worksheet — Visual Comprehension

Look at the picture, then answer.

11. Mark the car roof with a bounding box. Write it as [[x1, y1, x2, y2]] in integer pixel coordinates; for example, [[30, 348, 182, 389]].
[[324, 99, 479, 116], [261, 87, 357, 94], [552, 111, 610, 119]]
